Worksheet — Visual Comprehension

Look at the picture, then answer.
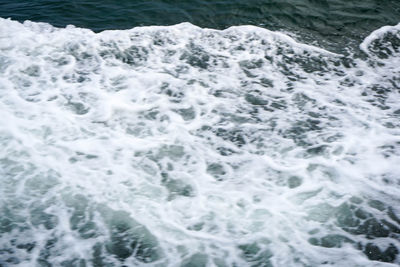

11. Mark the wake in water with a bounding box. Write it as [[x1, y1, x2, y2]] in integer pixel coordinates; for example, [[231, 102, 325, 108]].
[[0, 18, 400, 266]]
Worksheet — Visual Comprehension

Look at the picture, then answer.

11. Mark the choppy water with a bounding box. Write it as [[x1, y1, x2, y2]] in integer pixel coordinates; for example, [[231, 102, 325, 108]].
[[0, 1, 400, 267], [1, 0, 400, 52]]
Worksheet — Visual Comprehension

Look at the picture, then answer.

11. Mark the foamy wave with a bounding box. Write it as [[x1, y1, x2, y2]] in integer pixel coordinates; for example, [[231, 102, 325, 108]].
[[360, 22, 400, 55], [0, 18, 399, 266]]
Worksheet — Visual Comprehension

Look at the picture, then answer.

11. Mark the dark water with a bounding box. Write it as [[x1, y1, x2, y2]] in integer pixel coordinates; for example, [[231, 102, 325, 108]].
[[1, 0, 400, 50]]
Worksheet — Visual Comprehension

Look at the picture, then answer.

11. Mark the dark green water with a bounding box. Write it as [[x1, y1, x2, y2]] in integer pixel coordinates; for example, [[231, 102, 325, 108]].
[[1, 0, 400, 51]]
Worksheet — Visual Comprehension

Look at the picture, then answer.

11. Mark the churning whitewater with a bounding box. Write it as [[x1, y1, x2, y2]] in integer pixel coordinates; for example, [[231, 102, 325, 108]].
[[0, 18, 400, 266]]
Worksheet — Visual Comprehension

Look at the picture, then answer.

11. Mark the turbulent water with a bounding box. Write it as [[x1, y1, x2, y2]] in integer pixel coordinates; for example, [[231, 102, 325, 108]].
[[2, 0, 400, 52], [0, 4, 400, 267]]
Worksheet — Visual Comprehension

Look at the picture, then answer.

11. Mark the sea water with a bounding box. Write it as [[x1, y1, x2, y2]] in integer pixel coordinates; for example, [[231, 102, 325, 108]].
[[0, 7, 400, 267]]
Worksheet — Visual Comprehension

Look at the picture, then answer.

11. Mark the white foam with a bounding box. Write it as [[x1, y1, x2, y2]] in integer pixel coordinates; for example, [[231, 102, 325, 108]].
[[0, 18, 400, 266], [360, 22, 400, 54]]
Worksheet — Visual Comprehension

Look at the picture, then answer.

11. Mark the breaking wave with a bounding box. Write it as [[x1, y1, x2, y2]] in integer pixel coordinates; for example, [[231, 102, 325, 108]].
[[0, 18, 400, 266]]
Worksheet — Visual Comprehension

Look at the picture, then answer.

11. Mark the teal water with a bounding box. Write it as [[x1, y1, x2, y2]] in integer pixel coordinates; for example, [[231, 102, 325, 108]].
[[1, 0, 400, 50], [1, 1, 400, 267]]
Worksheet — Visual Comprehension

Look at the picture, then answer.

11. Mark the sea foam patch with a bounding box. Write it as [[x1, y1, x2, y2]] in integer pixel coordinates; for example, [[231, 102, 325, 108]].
[[0, 18, 399, 266]]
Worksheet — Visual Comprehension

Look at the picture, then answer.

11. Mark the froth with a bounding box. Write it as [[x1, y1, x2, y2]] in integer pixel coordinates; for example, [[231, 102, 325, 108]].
[[0, 18, 400, 266]]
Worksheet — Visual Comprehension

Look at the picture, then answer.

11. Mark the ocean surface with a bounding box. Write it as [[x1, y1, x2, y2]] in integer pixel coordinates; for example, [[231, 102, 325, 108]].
[[0, 1, 400, 266], [1, 0, 400, 53]]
